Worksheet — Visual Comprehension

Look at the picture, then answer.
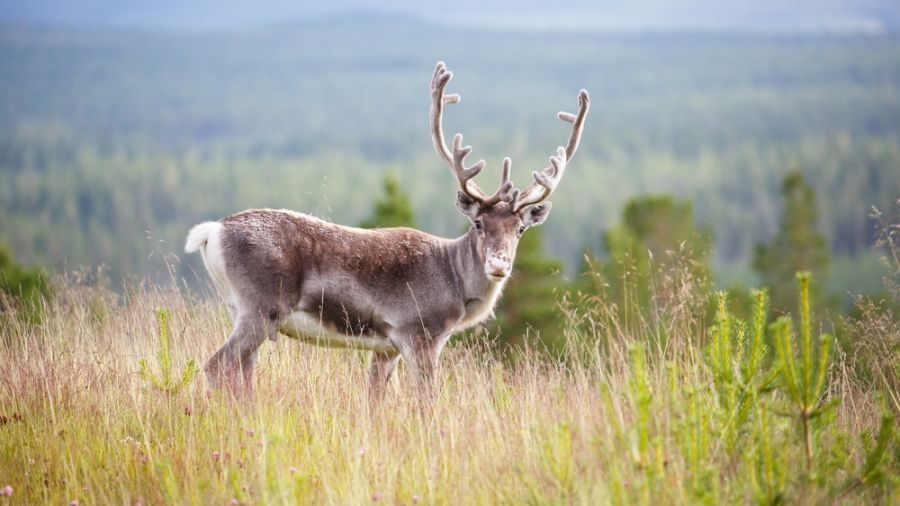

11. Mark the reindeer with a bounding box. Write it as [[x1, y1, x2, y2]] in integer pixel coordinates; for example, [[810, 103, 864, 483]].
[[185, 62, 590, 400]]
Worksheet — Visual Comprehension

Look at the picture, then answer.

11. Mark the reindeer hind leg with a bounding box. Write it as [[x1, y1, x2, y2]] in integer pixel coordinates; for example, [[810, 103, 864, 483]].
[[205, 312, 272, 400]]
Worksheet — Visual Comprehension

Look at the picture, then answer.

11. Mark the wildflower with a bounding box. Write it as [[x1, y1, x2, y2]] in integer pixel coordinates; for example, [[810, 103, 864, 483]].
[[371, 492, 383, 502], [212, 451, 221, 461], [289, 467, 299, 475], [0, 486, 12, 497], [412, 494, 421, 504], [184, 405, 193, 416], [70, 500, 80, 506]]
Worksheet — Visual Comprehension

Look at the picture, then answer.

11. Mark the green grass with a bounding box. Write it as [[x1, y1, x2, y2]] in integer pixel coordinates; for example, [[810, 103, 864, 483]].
[[0, 274, 897, 504]]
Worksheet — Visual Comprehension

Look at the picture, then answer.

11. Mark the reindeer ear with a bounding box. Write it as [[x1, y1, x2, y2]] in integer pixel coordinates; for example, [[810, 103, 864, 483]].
[[456, 190, 481, 221], [521, 201, 553, 227]]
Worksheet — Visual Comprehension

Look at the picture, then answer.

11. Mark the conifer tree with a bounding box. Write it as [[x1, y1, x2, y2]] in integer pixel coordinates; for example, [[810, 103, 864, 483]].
[[581, 195, 712, 321], [753, 171, 830, 313], [359, 173, 417, 229]]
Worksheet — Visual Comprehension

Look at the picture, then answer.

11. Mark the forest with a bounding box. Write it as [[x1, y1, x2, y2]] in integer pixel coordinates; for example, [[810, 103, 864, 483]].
[[1, 19, 899, 293]]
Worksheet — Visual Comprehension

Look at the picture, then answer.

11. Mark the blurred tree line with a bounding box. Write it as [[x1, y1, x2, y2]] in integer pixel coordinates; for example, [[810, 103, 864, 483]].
[[3, 22, 900, 299], [0, 164, 885, 362]]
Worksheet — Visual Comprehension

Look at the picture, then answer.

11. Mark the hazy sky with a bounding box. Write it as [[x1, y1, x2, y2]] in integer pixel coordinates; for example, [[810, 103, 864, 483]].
[[0, 0, 897, 32]]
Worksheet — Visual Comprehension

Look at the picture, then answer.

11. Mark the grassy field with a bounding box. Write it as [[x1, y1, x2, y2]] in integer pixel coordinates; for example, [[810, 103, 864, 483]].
[[0, 269, 897, 504]]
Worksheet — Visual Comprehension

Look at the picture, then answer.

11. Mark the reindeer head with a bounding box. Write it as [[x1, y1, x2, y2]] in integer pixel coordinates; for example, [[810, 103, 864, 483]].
[[430, 62, 590, 281]]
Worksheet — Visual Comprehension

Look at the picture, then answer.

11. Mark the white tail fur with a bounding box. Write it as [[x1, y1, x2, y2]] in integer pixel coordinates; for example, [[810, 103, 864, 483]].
[[185, 221, 220, 253], [186, 221, 235, 321]]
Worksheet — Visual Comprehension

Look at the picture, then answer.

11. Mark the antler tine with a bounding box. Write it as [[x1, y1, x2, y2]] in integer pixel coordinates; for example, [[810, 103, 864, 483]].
[[560, 89, 591, 160], [480, 157, 517, 207], [430, 61, 490, 202], [513, 148, 567, 211], [451, 133, 488, 199], [513, 89, 590, 211]]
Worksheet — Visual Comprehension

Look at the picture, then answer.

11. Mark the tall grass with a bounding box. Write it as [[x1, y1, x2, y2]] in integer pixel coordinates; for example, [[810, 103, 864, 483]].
[[0, 268, 897, 504]]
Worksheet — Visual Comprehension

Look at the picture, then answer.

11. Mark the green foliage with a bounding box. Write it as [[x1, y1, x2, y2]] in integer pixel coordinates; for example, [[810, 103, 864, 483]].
[[749, 404, 788, 504], [0, 240, 50, 325], [580, 194, 712, 330], [628, 343, 655, 473], [138, 308, 198, 395], [539, 422, 574, 495], [492, 227, 564, 354], [857, 409, 895, 488], [359, 173, 416, 229], [707, 289, 775, 450], [771, 272, 834, 472], [681, 385, 715, 502], [754, 172, 831, 313]]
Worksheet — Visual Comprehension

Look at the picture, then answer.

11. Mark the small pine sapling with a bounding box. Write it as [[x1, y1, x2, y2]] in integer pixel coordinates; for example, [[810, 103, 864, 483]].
[[772, 272, 834, 472], [627, 342, 666, 497], [839, 400, 897, 497], [857, 409, 895, 488], [706, 290, 775, 450], [139, 308, 198, 394], [629, 343, 653, 471], [749, 404, 788, 504]]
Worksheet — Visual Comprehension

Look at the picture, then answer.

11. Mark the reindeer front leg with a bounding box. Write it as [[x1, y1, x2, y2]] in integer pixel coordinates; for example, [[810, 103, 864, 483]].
[[390, 326, 454, 407], [406, 344, 440, 403], [368, 350, 401, 405]]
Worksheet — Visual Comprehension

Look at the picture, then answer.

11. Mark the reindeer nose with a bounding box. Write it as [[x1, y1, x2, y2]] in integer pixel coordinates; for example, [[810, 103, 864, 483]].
[[486, 254, 511, 279]]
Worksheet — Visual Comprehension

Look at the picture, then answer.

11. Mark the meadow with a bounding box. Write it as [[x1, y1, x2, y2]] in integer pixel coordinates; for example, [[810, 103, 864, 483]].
[[1, 262, 896, 504]]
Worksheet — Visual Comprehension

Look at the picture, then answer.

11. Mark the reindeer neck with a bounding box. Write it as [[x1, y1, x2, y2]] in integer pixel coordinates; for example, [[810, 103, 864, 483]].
[[445, 228, 499, 303]]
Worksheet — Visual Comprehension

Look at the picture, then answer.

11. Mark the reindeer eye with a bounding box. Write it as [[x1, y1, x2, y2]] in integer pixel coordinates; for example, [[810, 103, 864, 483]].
[[518, 225, 527, 235], [475, 220, 484, 231]]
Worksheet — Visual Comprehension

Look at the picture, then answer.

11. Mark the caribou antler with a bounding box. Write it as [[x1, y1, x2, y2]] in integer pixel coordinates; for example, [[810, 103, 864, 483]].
[[512, 89, 590, 212], [431, 62, 514, 206]]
